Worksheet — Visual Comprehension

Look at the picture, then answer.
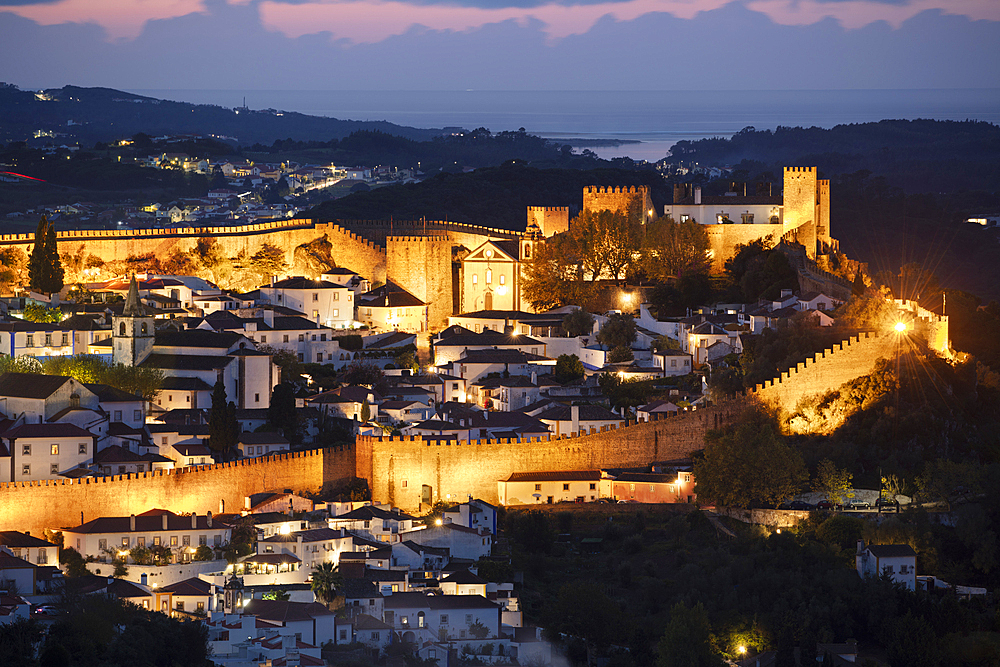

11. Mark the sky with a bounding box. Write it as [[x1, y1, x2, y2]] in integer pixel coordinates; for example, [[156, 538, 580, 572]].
[[1, 0, 998, 90]]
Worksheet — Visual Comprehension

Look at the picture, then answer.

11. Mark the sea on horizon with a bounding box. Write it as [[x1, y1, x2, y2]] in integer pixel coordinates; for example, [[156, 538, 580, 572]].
[[130, 88, 1000, 163]]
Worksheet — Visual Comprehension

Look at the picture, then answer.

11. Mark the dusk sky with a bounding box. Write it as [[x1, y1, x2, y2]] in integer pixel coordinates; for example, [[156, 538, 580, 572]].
[[1, 0, 998, 91]]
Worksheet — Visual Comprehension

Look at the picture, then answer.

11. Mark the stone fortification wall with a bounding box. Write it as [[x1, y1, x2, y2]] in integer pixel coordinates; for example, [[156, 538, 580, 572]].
[[386, 235, 454, 331], [0, 446, 355, 537], [335, 219, 519, 251], [776, 239, 853, 301], [356, 402, 741, 512], [896, 299, 950, 354], [583, 185, 652, 216], [0, 219, 387, 284], [751, 331, 898, 411], [704, 224, 783, 273]]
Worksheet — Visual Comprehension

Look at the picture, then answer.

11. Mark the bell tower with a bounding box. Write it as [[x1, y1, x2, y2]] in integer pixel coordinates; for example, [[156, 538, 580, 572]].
[[113, 274, 155, 367]]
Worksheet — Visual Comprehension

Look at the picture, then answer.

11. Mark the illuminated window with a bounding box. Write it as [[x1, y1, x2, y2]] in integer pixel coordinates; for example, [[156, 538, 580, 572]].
[[312, 293, 319, 301], [486, 269, 492, 284], [499, 274, 505, 285], [472, 274, 478, 285], [50, 444, 59, 455], [170, 536, 178, 546]]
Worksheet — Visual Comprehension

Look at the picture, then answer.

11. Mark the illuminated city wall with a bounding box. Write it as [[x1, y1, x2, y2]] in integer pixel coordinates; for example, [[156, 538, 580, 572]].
[[386, 235, 454, 330], [751, 331, 898, 412], [0, 446, 355, 537], [356, 402, 741, 512], [0, 219, 388, 284]]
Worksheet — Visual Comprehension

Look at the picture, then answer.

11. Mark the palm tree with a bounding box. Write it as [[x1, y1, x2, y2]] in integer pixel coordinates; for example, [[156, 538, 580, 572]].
[[310, 562, 343, 608]]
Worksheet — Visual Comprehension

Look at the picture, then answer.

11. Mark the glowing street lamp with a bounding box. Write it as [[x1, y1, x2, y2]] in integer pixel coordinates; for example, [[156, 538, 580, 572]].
[[894, 321, 907, 333], [737, 646, 747, 655]]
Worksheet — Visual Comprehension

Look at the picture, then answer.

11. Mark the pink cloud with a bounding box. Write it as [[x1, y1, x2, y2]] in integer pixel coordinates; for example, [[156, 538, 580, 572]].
[[5, 0, 206, 40]]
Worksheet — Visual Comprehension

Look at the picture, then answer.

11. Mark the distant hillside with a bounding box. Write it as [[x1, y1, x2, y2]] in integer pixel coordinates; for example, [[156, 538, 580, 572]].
[[668, 119, 1000, 193], [0, 84, 452, 145]]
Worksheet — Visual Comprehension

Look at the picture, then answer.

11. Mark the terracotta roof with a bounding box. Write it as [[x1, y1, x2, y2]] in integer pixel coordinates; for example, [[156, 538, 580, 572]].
[[503, 470, 601, 482], [383, 592, 498, 610], [0, 373, 72, 399], [243, 599, 334, 622], [63, 511, 228, 534], [159, 577, 212, 596], [4, 423, 95, 439], [440, 569, 486, 585], [0, 531, 56, 548]]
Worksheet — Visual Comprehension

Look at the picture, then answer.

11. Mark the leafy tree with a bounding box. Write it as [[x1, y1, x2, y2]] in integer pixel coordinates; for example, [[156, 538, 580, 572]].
[[341, 360, 386, 392], [554, 354, 585, 383], [694, 407, 808, 508], [0, 247, 28, 287], [597, 312, 637, 350], [194, 545, 214, 562], [469, 620, 490, 640], [208, 380, 238, 461], [642, 217, 712, 280], [607, 345, 634, 363], [571, 207, 642, 280], [657, 602, 724, 667], [262, 588, 291, 601], [22, 303, 62, 323], [562, 308, 595, 337], [249, 242, 287, 285], [43, 356, 163, 403], [258, 344, 303, 381], [60, 547, 90, 578], [394, 349, 419, 372], [814, 458, 853, 505], [522, 234, 592, 311], [311, 562, 343, 607], [27, 216, 64, 294]]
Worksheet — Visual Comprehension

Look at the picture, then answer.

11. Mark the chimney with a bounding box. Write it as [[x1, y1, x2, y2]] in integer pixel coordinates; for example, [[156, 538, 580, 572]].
[[530, 372, 537, 385], [192, 513, 198, 529], [694, 186, 702, 205], [207, 511, 213, 528], [571, 404, 580, 435], [244, 497, 251, 511], [263, 309, 274, 327], [162, 514, 168, 531], [130, 514, 136, 531]]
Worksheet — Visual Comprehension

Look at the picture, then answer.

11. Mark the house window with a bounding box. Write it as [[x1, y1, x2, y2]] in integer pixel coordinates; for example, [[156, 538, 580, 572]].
[[589, 483, 596, 490], [884, 565, 895, 574], [26, 335, 33, 347], [170, 536, 178, 546], [99, 539, 107, 550], [45, 334, 52, 347], [79, 443, 87, 454], [114, 411, 122, 422], [261, 335, 267, 343], [21, 464, 30, 476], [372, 632, 380, 641], [440, 614, 449, 625], [312, 311, 319, 320], [298, 334, 305, 342], [122, 537, 129, 547], [486, 269, 492, 284], [176, 601, 184, 611], [50, 464, 59, 475], [254, 393, 260, 403], [535, 484, 541, 491], [340, 630, 348, 641], [472, 274, 478, 285], [563, 484, 569, 491], [333, 309, 339, 317], [153, 536, 160, 546], [61, 333, 69, 346], [320, 334, 327, 341], [134, 410, 142, 421], [283, 335, 289, 343], [312, 293, 318, 301], [297, 353, 304, 361], [741, 213, 754, 223], [499, 274, 505, 285], [197, 602, 205, 612], [214, 535, 222, 546], [183, 535, 190, 546], [630, 483, 635, 491], [50, 444, 59, 455], [317, 353, 323, 362]]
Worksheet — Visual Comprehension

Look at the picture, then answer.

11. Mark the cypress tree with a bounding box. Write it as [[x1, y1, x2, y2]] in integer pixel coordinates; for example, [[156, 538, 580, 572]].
[[27, 216, 64, 294], [208, 380, 237, 461]]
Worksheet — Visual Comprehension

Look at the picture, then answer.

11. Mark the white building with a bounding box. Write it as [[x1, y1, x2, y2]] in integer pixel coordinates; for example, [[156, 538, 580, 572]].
[[856, 541, 917, 590], [258, 277, 355, 329]]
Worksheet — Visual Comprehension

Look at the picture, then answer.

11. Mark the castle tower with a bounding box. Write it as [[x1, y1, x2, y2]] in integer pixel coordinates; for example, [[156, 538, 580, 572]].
[[112, 274, 155, 367], [526, 206, 569, 237], [782, 167, 823, 259], [582, 185, 654, 223], [386, 235, 453, 331]]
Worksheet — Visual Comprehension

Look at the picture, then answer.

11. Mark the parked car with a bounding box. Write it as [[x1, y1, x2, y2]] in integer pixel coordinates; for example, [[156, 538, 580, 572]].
[[844, 500, 871, 511], [816, 500, 834, 510], [778, 500, 814, 511], [876, 498, 900, 513], [31, 605, 59, 616]]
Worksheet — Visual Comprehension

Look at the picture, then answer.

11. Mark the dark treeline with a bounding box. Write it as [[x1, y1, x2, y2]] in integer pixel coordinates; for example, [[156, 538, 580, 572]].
[[667, 120, 1000, 193], [248, 128, 605, 172], [308, 162, 670, 230]]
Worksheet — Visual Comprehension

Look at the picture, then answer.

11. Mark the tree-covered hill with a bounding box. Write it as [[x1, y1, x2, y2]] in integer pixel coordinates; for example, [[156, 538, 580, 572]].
[[0, 83, 451, 145], [667, 120, 1000, 193], [307, 162, 670, 230]]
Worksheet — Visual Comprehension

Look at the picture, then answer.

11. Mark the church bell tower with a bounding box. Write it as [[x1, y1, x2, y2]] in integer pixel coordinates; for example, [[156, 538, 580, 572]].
[[112, 274, 155, 367]]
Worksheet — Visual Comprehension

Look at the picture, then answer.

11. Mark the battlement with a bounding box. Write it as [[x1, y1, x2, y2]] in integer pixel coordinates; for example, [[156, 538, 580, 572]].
[[527, 206, 570, 212], [337, 218, 518, 240], [784, 167, 816, 174], [0, 446, 345, 492], [751, 332, 881, 396], [386, 235, 451, 243], [583, 186, 649, 195]]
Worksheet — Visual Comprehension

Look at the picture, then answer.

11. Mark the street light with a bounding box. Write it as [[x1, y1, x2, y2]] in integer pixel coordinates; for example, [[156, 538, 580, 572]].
[[894, 321, 906, 333]]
